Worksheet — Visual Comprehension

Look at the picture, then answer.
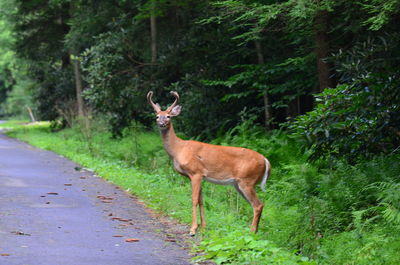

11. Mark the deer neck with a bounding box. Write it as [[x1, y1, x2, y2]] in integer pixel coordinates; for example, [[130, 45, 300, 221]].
[[160, 123, 182, 158]]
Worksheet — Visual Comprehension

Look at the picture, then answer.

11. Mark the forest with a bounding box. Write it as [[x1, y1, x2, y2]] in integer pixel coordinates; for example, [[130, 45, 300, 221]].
[[0, 0, 399, 264]]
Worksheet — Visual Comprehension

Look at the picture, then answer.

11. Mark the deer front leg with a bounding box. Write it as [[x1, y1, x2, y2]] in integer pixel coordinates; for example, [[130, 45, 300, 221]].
[[189, 175, 202, 236], [199, 188, 206, 230]]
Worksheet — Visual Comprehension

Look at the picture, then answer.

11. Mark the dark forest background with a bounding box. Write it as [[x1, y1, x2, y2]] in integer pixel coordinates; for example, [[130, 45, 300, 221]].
[[1, 0, 399, 159]]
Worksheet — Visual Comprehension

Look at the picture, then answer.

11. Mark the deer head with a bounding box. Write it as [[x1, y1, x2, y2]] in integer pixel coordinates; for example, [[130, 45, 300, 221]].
[[147, 91, 182, 130]]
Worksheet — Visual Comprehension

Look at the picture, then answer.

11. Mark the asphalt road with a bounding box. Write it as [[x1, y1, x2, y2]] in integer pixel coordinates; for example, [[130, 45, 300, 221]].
[[0, 132, 192, 265]]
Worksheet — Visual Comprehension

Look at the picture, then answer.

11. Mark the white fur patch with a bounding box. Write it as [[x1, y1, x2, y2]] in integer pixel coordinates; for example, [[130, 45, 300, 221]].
[[204, 176, 236, 186], [260, 158, 270, 192]]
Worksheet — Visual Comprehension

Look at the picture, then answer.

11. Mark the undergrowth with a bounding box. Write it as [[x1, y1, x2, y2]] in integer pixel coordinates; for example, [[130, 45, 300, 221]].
[[4, 119, 400, 264]]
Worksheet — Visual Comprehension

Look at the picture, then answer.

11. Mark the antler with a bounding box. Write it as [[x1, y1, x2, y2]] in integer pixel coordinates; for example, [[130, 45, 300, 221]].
[[166, 91, 180, 112], [147, 91, 161, 113]]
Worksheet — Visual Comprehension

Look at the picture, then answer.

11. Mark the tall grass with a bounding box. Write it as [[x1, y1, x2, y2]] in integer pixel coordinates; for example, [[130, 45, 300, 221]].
[[5, 119, 400, 264]]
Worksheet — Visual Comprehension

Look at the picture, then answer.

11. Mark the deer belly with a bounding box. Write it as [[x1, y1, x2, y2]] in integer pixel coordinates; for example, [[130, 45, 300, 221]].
[[204, 176, 236, 186]]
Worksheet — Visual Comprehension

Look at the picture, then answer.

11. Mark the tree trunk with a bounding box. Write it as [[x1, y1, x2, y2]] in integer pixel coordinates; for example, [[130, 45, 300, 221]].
[[72, 56, 85, 118], [255, 39, 272, 130], [26, 106, 36, 122], [150, 5, 157, 64], [314, 8, 336, 91], [72, 53, 91, 136]]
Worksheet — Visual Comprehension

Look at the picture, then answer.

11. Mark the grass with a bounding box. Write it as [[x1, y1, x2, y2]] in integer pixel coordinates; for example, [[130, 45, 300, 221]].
[[3, 119, 400, 264], [0, 119, 30, 129]]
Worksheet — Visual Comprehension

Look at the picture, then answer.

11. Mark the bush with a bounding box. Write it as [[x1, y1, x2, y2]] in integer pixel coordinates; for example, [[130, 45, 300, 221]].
[[290, 76, 400, 160]]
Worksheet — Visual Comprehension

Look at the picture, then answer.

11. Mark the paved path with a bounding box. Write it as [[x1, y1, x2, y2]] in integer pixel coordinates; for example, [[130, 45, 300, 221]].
[[0, 133, 191, 265]]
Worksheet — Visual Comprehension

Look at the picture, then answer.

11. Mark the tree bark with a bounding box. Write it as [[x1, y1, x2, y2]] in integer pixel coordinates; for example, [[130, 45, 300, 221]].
[[72, 56, 85, 118], [150, 5, 157, 64], [314, 8, 336, 91], [72, 53, 90, 136], [255, 39, 272, 130], [69, 2, 86, 120], [60, 4, 70, 69], [26, 106, 36, 122]]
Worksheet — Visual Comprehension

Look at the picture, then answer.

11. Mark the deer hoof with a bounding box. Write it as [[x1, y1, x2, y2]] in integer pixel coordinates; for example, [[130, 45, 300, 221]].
[[250, 226, 258, 233], [189, 230, 196, 236]]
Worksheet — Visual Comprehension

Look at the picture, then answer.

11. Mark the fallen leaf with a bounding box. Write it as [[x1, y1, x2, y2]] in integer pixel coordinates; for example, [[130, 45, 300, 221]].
[[165, 239, 176, 242], [97, 196, 113, 200], [64, 184, 72, 186], [46, 192, 58, 195], [79, 176, 86, 179], [11, 231, 31, 236], [111, 217, 131, 222], [0, 254, 10, 256], [112, 235, 123, 238], [125, 238, 139, 242]]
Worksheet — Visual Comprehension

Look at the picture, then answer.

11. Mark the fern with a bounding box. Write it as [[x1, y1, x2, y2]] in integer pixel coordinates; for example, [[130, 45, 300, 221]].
[[376, 182, 400, 225]]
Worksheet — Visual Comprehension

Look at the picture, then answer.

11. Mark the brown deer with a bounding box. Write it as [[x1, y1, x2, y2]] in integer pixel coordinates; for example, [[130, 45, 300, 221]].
[[147, 91, 271, 235]]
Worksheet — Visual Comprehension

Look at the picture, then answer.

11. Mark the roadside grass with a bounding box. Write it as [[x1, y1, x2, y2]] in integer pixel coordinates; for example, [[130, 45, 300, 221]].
[[3, 120, 400, 264], [0, 119, 30, 129]]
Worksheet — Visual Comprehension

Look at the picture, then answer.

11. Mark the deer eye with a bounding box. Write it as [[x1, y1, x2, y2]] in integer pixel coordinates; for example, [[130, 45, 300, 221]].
[[166, 115, 171, 118]]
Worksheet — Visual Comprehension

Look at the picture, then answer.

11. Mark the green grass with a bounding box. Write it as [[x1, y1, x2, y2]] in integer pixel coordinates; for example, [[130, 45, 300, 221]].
[[0, 119, 30, 129], [3, 120, 400, 264]]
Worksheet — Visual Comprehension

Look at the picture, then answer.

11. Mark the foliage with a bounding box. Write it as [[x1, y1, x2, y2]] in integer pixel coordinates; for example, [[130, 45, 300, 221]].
[[81, 23, 148, 136], [375, 182, 400, 225], [290, 34, 400, 159], [203, 56, 316, 125], [361, 0, 400, 30], [0, 0, 38, 119], [194, 231, 314, 264], [3, 0, 400, 141], [1, 77, 35, 119], [0, 0, 16, 115]]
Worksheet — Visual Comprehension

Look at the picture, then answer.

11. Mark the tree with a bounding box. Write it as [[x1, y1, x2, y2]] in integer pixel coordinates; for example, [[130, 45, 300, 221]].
[[314, 3, 336, 91]]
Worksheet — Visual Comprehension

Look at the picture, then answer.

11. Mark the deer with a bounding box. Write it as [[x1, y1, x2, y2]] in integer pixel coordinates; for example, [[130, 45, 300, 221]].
[[147, 91, 271, 235]]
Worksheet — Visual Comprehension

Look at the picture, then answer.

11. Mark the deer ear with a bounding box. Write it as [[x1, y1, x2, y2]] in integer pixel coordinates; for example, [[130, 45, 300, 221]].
[[170, 105, 182, 116]]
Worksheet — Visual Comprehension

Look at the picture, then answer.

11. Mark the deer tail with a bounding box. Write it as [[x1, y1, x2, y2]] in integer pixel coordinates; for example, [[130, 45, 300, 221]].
[[260, 158, 271, 192]]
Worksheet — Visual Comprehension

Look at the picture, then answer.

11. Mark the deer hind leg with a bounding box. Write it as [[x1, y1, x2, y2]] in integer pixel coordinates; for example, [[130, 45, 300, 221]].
[[235, 182, 264, 233], [189, 175, 203, 236]]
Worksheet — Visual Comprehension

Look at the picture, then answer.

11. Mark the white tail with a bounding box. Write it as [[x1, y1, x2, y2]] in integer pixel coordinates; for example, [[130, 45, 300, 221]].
[[147, 91, 271, 235], [260, 158, 271, 192]]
